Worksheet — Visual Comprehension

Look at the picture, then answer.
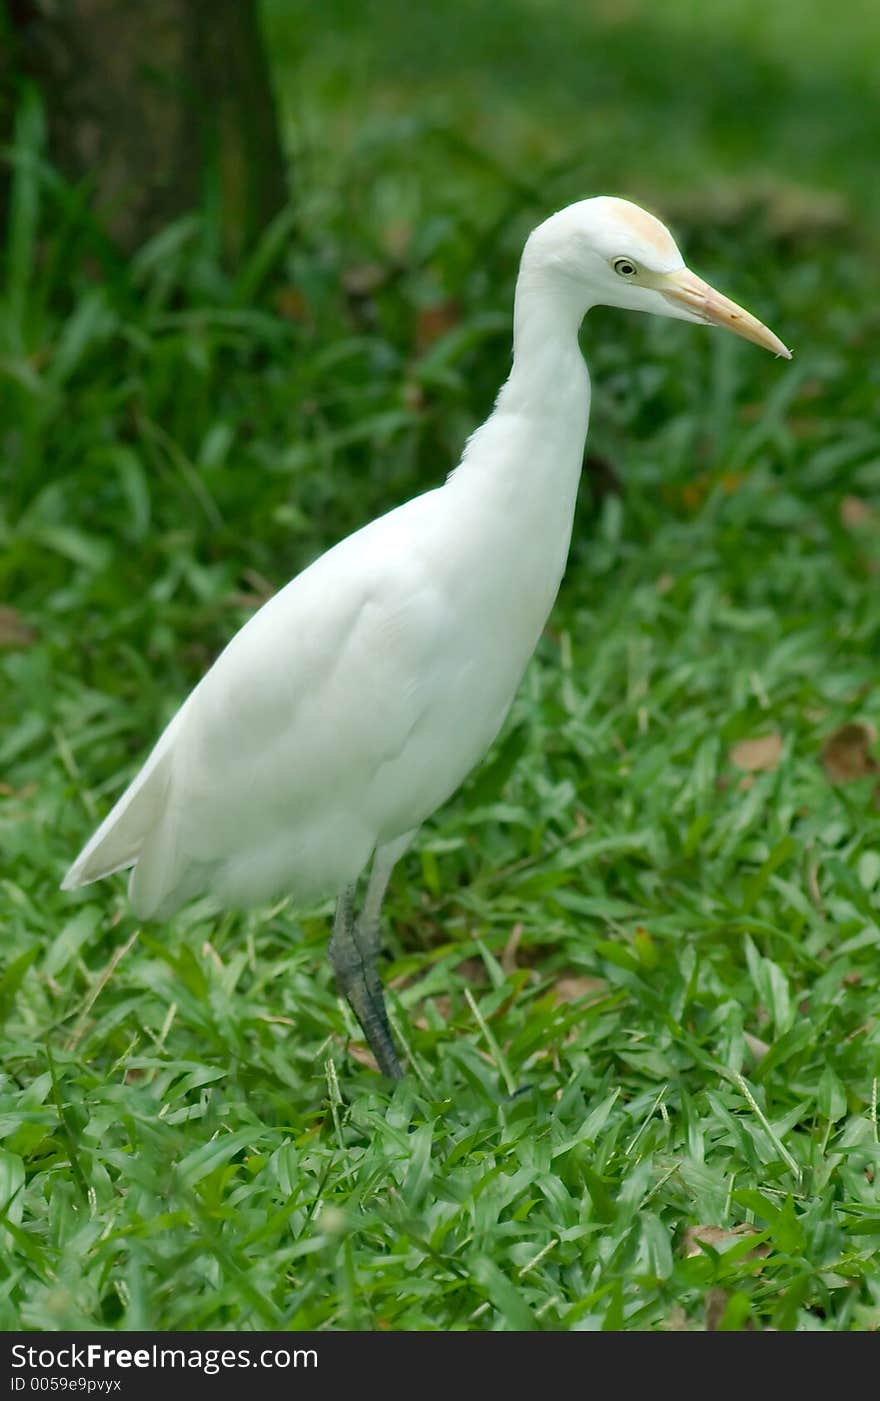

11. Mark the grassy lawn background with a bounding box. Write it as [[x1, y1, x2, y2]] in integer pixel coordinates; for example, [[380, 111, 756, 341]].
[[1, 0, 879, 1328]]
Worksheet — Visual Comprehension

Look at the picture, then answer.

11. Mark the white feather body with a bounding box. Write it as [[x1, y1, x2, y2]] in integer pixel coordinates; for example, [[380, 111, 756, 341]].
[[64, 328, 590, 920]]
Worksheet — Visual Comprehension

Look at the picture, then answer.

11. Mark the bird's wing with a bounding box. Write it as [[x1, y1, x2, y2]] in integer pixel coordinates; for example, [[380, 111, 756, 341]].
[[123, 492, 455, 916]]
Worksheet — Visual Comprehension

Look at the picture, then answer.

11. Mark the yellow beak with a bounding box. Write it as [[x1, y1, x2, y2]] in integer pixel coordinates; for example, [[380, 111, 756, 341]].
[[661, 268, 791, 359]]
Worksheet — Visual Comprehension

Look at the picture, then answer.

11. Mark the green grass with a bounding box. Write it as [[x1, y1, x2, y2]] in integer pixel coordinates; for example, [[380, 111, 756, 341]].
[[2, 0, 880, 1331]]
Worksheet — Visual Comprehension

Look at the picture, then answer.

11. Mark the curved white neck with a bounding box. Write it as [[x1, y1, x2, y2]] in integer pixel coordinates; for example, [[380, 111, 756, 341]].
[[511, 265, 592, 392], [438, 266, 594, 652], [449, 266, 592, 506]]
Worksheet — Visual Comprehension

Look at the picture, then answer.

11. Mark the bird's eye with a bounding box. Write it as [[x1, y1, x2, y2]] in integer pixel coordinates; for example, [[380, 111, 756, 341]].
[[613, 258, 638, 278]]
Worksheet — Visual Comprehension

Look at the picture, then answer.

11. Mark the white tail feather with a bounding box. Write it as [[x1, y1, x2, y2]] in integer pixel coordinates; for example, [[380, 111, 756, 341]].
[[61, 706, 186, 892]]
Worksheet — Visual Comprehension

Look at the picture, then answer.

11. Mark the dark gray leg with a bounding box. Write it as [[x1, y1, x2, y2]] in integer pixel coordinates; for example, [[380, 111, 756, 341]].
[[328, 831, 414, 1079]]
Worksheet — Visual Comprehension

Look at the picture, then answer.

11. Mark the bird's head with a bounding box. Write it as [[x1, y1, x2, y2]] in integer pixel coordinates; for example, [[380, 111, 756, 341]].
[[522, 196, 791, 358]]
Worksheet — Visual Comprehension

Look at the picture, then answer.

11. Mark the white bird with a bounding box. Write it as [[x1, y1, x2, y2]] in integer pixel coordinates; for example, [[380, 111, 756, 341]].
[[63, 197, 790, 1078]]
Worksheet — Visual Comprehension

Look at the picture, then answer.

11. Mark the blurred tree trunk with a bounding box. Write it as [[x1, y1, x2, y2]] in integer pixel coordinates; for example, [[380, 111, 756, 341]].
[[5, 0, 288, 256]]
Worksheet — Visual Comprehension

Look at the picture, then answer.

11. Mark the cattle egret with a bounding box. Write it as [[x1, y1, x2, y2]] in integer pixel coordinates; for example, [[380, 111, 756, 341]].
[[63, 197, 790, 1078]]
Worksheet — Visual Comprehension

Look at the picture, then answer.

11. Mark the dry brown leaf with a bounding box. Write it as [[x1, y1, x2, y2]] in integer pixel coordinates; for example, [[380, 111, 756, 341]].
[[661, 180, 848, 242], [680, 476, 710, 511], [719, 471, 746, 494], [0, 782, 35, 799], [0, 607, 36, 648], [346, 1041, 380, 1072], [840, 495, 876, 531], [730, 733, 783, 773], [663, 1305, 690, 1331], [553, 975, 607, 1005], [821, 722, 879, 783], [273, 286, 313, 325], [683, 1223, 767, 1259], [341, 262, 387, 297], [762, 185, 848, 237], [415, 299, 460, 352], [704, 1287, 729, 1332]]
